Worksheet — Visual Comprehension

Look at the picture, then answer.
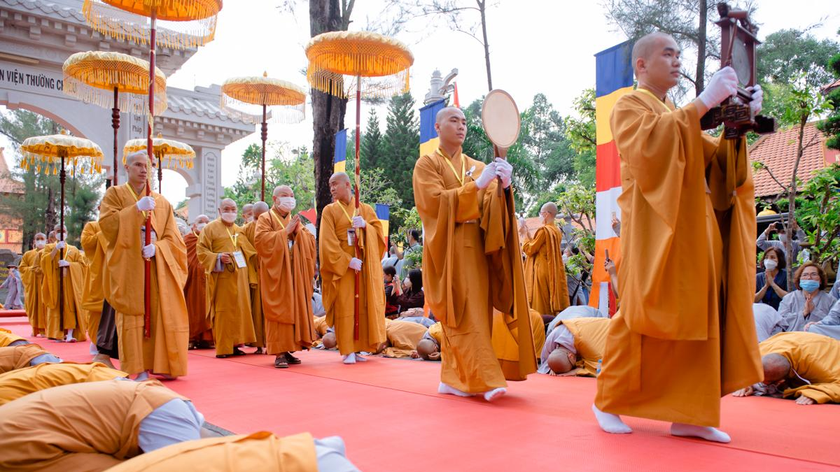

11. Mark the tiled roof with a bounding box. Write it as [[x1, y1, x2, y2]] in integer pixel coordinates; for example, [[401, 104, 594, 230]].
[[0, 149, 24, 195], [166, 86, 252, 127], [749, 122, 837, 198], [1, 0, 87, 24]]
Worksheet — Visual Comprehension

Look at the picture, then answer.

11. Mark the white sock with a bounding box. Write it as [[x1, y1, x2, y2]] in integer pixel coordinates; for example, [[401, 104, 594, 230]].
[[355, 353, 367, 362], [89, 342, 99, 356], [484, 388, 507, 402], [64, 330, 74, 342], [342, 353, 356, 364], [134, 371, 149, 381], [592, 404, 632, 434], [670, 423, 731, 443], [438, 382, 474, 397]]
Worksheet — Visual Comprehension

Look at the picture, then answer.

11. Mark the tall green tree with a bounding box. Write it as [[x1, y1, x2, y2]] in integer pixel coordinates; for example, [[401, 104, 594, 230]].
[[565, 88, 597, 188], [757, 29, 839, 89], [381, 92, 419, 208], [818, 37, 840, 151], [521, 93, 576, 190], [360, 110, 385, 170]]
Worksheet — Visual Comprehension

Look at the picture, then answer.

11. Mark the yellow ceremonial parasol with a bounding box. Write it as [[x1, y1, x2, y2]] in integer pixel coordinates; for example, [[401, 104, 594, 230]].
[[83, 0, 222, 338], [124, 134, 195, 193], [221, 73, 306, 201], [305, 30, 413, 340], [20, 130, 103, 329], [63, 51, 168, 187]]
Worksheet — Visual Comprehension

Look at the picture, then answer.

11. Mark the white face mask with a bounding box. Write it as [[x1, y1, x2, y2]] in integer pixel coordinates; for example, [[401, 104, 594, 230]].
[[221, 212, 237, 224], [279, 197, 296, 212], [34, 240, 46, 249], [195, 223, 207, 232], [779, 234, 788, 243], [763, 259, 778, 271], [244, 216, 254, 223], [56, 232, 65, 241]]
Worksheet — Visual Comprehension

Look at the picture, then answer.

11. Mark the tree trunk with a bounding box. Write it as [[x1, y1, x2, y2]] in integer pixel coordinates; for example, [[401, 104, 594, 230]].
[[785, 115, 809, 290], [695, 0, 707, 95], [45, 185, 56, 234], [478, 0, 492, 91]]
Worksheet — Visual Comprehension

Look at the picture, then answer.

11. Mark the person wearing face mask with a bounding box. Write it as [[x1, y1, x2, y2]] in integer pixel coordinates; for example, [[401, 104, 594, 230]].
[[80, 219, 117, 369], [1, 265, 23, 310], [754, 247, 788, 310], [241, 203, 254, 225], [255, 185, 318, 369], [19, 233, 47, 336], [521, 202, 570, 317], [99, 150, 190, 381], [184, 214, 212, 350], [777, 262, 836, 333], [197, 198, 257, 358], [39, 225, 87, 343], [241, 201, 269, 354], [757, 220, 805, 261]]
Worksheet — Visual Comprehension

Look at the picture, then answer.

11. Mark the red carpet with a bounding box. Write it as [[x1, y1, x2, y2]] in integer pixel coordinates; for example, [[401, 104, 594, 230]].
[[3, 316, 839, 471]]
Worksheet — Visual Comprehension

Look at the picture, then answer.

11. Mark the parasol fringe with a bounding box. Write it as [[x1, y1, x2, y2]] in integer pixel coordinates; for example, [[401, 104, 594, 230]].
[[219, 95, 306, 125], [64, 77, 167, 115], [307, 62, 410, 99]]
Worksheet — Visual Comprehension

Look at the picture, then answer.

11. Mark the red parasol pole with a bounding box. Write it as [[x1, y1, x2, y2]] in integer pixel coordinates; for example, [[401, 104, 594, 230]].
[[261, 103, 267, 202], [353, 74, 361, 341], [143, 9, 157, 339], [111, 87, 119, 188]]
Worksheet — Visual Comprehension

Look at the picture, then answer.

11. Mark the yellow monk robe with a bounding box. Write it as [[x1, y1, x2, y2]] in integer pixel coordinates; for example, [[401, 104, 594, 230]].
[[381, 318, 429, 358], [759, 332, 840, 404], [0, 379, 187, 472], [428, 322, 442, 345], [0, 362, 127, 406], [0, 343, 50, 373], [313, 316, 330, 338], [241, 220, 266, 348], [594, 91, 762, 427], [197, 219, 257, 355], [40, 242, 87, 341], [492, 308, 544, 365], [319, 201, 386, 355], [99, 184, 190, 376], [562, 317, 610, 377], [0, 327, 25, 347], [183, 231, 212, 343], [19, 248, 46, 335], [522, 224, 570, 315], [107, 432, 318, 472], [413, 147, 537, 393], [80, 221, 109, 344], [255, 209, 318, 355]]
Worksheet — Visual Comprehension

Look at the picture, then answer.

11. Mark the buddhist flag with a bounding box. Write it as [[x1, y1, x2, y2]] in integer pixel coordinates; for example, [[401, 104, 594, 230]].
[[419, 99, 446, 158], [375, 203, 390, 241], [590, 40, 634, 316], [334, 129, 347, 173]]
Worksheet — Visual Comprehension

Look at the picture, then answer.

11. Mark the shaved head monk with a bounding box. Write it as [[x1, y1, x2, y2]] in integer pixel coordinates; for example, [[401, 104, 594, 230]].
[[521, 201, 570, 316], [48, 230, 56, 244], [99, 150, 190, 380], [80, 218, 115, 368], [540, 317, 609, 376], [197, 198, 257, 358], [319, 172, 387, 364], [241, 203, 254, 224], [40, 224, 86, 343], [413, 106, 537, 402], [593, 32, 763, 442], [184, 214, 213, 349], [19, 232, 47, 336], [256, 186, 317, 368], [243, 201, 270, 354]]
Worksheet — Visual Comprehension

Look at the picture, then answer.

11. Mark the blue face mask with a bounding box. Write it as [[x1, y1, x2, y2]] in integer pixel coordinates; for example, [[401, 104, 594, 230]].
[[800, 280, 820, 293]]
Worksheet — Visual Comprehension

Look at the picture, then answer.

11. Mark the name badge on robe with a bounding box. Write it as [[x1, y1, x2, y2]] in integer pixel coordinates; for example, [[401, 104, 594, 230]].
[[347, 229, 356, 246], [232, 251, 247, 269]]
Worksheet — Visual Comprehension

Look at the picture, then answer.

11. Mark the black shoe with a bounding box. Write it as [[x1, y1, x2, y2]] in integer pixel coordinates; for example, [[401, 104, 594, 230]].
[[274, 356, 289, 368], [216, 354, 231, 359], [285, 352, 302, 365], [254, 347, 264, 355], [232, 347, 246, 356]]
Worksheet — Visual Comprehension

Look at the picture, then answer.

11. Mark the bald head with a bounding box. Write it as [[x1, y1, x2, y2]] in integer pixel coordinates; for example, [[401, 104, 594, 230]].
[[435, 106, 464, 124], [416, 339, 440, 361], [547, 347, 576, 375], [253, 201, 269, 219], [329, 172, 352, 203], [631, 32, 681, 92], [322, 332, 337, 350], [273, 185, 293, 198], [192, 214, 210, 232], [762, 353, 791, 384], [435, 107, 467, 149], [540, 202, 558, 224], [242, 203, 254, 223]]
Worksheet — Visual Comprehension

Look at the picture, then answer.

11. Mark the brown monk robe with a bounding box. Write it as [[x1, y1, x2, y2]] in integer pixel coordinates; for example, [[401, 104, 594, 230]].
[[0, 327, 26, 347], [256, 187, 317, 368], [99, 150, 190, 379], [379, 318, 430, 358], [40, 225, 87, 342], [0, 362, 128, 406], [0, 343, 55, 374], [19, 232, 47, 336], [197, 198, 257, 358], [80, 221, 108, 348], [184, 214, 213, 348], [521, 202, 570, 315], [413, 106, 537, 402], [242, 202, 270, 354], [593, 33, 762, 442], [319, 172, 386, 363], [0, 379, 192, 472]]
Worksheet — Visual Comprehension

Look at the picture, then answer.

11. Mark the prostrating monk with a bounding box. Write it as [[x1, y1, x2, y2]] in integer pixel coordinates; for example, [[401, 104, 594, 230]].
[[241, 203, 254, 225], [184, 214, 213, 349], [593, 33, 763, 442], [99, 150, 190, 380], [0, 343, 61, 374], [243, 201, 269, 354], [107, 433, 360, 472], [539, 317, 609, 376], [20, 232, 48, 336], [0, 362, 127, 406], [0, 327, 26, 347], [377, 318, 429, 358], [40, 225, 87, 343], [197, 198, 257, 358], [256, 187, 317, 368], [492, 308, 545, 367], [80, 219, 115, 368], [319, 172, 386, 364], [733, 332, 840, 404], [521, 202, 570, 316], [0, 379, 207, 472], [413, 106, 537, 401], [414, 321, 443, 361]]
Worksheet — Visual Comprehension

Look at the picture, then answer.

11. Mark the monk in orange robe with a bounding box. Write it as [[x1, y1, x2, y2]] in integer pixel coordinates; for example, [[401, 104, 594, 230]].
[[0, 343, 59, 374], [0, 362, 127, 406], [184, 214, 213, 349], [413, 107, 537, 402], [242, 202, 269, 354], [256, 187, 317, 368], [521, 202, 570, 316], [319, 172, 386, 364], [80, 220, 117, 368], [19, 232, 47, 336], [99, 150, 190, 380], [40, 225, 87, 343], [593, 33, 763, 442], [0, 327, 26, 347]]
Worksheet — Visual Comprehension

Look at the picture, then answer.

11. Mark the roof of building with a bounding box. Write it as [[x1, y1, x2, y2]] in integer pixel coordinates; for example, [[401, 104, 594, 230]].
[[0, 149, 24, 195]]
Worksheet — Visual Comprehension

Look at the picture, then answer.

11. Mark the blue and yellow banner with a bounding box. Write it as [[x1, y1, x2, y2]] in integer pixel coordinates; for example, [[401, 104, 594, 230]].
[[419, 99, 446, 157], [334, 129, 347, 173], [375, 203, 390, 241]]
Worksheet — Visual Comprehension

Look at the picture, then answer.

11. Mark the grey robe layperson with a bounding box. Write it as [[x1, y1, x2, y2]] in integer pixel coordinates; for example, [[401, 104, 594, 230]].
[[807, 298, 840, 341], [779, 290, 837, 332], [1, 268, 23, 310]]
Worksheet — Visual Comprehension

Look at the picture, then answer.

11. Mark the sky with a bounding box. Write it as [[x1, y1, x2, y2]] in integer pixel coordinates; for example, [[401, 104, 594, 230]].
[[3, 0, 840, 206]]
